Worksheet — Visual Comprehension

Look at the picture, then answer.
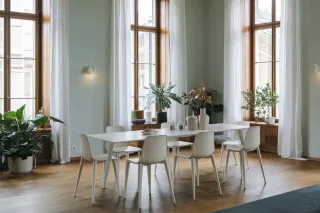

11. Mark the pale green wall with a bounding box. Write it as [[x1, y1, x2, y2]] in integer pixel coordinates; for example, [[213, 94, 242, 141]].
[[69, 0, 111, 157], [300, 0, 320, 158], [67, 0, 208, 157]]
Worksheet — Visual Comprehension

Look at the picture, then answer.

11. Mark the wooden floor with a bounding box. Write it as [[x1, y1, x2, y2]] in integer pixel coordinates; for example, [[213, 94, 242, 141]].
[[1, 149, 320, 213]]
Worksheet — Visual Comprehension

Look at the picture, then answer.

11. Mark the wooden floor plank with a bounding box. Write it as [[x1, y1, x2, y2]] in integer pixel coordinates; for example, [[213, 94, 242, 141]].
[[1, 149, 320, 213]]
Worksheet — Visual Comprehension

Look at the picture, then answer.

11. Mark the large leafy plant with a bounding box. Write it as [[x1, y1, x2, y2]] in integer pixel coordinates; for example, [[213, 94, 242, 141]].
[[0, 105, 65, 160], [242, 83, 279, 120], [182, 81, 223, 116], [144, 82, 182, 112]]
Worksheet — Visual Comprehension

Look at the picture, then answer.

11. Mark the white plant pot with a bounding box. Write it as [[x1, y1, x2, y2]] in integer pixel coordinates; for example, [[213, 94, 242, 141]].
[[198, 108, 209, 130], [186, 113, 198, 130], [8, 156, 33, 174], [266, 117, 276, 124]]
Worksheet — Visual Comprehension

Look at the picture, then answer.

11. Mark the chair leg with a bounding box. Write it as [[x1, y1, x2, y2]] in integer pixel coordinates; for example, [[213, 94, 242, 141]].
[[177, 147, 180, 172], [195, 159, 200, 187], [245, 151, 249, 170], [137, 164, 141, 193], [223, 150, 230, 183], [172, 147, 176, 179], [191, 158, 196, 200], [147, 165, 151, 195], [257, 147, 266, 184], [220, 143, 224, 167], [112, 160, 121, 197], [138, 151, 141, 157], [164, 160, 176, 204], [232, 152, 237, 166], [240, 152, 243, 180], [91, 161, 97, 205], [210, 155, 222, 195], [102, 161, 106, 188], [74, 158, 84, 197], [138, 164, 143, 210], [124, 160, 130, 199], [115, 153, 120, 183], [241, 151, 246, 189], [154, 164, 157, 176]]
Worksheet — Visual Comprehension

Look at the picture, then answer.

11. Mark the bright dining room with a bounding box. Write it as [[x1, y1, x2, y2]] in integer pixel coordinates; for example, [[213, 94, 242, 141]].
[[1, 0, 320, 213]]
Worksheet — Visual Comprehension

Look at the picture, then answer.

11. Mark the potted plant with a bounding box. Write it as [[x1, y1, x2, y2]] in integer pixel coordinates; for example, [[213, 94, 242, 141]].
[[242, 83, 279, 124], [182, 81, 223, 130], [0, 105, 65, 174], [182, 84, 223, 125], [144, 82, 182, 123]]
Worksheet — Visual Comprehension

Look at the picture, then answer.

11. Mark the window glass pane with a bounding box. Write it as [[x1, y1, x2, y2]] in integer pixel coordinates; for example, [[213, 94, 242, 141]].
[[10, 59, 35, 99], [130, 0, 135, 25], [138, 64, 156, 118], [276, 0, 281, 21], [0, 59, 3, 99], [138, 0, 155, 26], [276, 62, 279, 118], [138, 32, 155, 64], [255, 62, 272, 89], [255, 29, 272, 62], [255, 0, 272, 24], [276, 27, 280, 61], [0, 99, 3, 114], [11, 0, 36, 14], [131, 31, 134, 63], [0, 0, 4, 10], [0, 18, 3, 102], [10, 99, 35, 118], [131, 64, 135, 111], [11, 19, 35, 59]]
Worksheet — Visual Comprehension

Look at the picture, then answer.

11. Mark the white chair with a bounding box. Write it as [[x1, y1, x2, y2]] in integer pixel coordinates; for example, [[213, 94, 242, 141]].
[[105, 126, 141, 182], [174, 132, 222, 200], [220, 121, 250, 168], [154, 122, 193, 176], [124, 135, 176, 210], [224, 126, 266, 189], [74, 134, 120, 204]]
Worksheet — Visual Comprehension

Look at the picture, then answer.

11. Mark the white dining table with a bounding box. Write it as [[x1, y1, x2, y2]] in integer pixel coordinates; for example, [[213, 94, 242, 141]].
[[87, 123, 249, 195]]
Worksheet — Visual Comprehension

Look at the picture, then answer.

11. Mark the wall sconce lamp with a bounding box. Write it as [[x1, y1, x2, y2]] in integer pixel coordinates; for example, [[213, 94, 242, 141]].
[[82, 66, 96, 74], [314, 64, 320, 73]]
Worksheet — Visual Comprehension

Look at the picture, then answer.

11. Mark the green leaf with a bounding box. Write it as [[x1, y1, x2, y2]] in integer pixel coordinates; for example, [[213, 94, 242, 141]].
[[4, 111, 16, 120], [0, 113, 2, 120], [16, 104, 26, 121], [50, 116, 66, 125], [32, 116, 50, 126]]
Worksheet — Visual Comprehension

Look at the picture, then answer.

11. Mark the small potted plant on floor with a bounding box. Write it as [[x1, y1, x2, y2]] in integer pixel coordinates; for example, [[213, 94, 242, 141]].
[[144, 82, 182, 123], [0, 105, 65, 174]]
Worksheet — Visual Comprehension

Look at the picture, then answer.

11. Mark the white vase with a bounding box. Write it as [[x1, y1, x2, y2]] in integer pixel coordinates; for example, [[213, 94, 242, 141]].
[[8, 156, 33, 174], [186, 112, 198, 130], [145, 111, 152, 123], [198, 108, 209, 130]]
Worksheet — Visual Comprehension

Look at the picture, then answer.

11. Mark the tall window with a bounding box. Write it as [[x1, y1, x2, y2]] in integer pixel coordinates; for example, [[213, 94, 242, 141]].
[[0, 0, 40, 116], [131, 0, 160, 118], [252, 0, 280, 118]]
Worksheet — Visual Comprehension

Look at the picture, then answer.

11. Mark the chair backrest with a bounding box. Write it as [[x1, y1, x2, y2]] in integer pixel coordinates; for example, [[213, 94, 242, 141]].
[[80, 134, 93, 161], [233, 121, 250, 140], [139, 135, 167, 165], [191, 132, 215, 158], [105, 126, 127, 148], [240, 126, 260, 151]]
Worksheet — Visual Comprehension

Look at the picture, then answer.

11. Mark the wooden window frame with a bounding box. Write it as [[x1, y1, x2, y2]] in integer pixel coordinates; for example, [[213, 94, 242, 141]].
[[131, 0, 161, 111], [0, 0, 42, 114], [250, 0, 280, 119]]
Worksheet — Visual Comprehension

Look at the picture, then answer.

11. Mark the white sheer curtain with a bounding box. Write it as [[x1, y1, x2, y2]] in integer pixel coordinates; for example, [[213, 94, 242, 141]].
[[223, 0, 243, 128], [278, 0, 303, 159], [50, 0, 70, 164], [109, 0, 132, 130], [167, 0, 188, 124]]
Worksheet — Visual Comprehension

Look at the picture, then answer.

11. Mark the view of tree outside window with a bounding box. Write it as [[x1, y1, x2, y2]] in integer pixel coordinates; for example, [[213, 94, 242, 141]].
[[0, 0, 38, 116], [131, 0, 158, 118], [253, 0, 280, 118]]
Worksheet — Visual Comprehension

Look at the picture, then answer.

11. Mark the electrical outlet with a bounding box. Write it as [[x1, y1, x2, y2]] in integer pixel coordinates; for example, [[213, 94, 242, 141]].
[[70, 146, 76, 151]]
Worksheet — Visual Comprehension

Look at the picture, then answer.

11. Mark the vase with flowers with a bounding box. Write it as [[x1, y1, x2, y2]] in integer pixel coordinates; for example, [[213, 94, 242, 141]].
[[182, 81, 217, 130]]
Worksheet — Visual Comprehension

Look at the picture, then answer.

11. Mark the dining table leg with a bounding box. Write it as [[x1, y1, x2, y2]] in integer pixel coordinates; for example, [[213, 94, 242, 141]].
[[102, 143, 115, 192], [172, 147, 176, 180]]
